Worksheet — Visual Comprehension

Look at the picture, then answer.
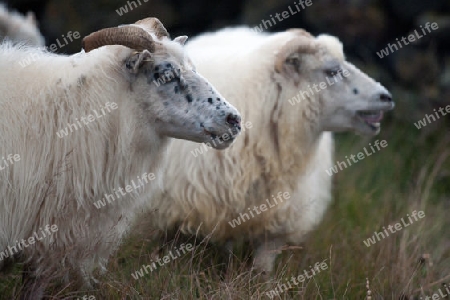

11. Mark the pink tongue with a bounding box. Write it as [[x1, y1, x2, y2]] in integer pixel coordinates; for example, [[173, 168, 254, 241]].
[[363, 111, 383, 123]]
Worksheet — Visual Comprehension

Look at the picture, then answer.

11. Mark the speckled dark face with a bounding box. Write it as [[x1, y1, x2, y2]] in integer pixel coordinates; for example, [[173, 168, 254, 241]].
[[130, 46, 241, 149]]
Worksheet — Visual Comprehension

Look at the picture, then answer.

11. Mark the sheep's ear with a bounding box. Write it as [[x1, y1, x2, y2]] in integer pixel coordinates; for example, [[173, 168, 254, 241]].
[[26, 12, 37, 25], [274, 35, 317, 81], [125, 50, 152, 74], [174, 35, 188, 46]]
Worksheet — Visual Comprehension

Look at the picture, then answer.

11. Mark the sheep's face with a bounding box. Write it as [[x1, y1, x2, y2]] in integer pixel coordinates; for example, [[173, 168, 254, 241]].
[[317, 59, 394, 136], [276, 32, 394, 136], [124, 39, 241, 149]]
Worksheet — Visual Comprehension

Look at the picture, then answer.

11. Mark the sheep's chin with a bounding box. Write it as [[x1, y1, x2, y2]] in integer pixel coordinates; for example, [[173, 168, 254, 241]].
[[353, 118, 381, 136], [209, 139, 235, 150], [202, 128, 239, 150], [204, 134, 236, 150]]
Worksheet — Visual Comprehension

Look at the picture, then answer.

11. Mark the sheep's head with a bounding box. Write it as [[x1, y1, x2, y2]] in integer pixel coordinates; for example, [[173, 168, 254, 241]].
[[274, 29, 394, 136], [82, 18, 241, 149]]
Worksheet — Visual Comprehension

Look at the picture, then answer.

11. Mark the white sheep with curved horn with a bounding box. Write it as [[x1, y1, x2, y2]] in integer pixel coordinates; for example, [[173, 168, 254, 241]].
[[146, 27, 394, 274], [0, 17, 241, 299]]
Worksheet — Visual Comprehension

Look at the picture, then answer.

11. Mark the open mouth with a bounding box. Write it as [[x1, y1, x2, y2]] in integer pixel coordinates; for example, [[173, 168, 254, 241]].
[[357, 110, 384, 131]]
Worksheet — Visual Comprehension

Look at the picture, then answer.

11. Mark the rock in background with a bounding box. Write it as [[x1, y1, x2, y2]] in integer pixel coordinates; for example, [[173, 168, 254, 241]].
[[5, 0, 450, 127]]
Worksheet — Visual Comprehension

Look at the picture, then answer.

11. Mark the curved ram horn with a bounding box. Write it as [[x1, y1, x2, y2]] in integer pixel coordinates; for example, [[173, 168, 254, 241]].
[[135, 17, 170, 39], [82, 26, 156, 53]]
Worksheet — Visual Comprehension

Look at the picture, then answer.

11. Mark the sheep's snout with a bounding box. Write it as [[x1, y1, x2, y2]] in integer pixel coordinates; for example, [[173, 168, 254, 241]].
[[203, 109, 242, 150], [379, 92, 393, 103], [370, 87, 394, 110], [226, 113, 241, 129]]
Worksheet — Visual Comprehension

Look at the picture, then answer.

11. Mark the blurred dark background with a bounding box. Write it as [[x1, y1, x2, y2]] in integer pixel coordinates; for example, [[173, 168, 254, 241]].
[[5, 0, 450, 128]]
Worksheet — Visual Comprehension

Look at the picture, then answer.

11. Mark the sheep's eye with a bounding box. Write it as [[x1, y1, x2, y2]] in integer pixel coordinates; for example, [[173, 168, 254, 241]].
[[165, 71, 181, 83], [156, 66, 181, 84], [325, 68, 342, 77], [286, 57, 300, 67]]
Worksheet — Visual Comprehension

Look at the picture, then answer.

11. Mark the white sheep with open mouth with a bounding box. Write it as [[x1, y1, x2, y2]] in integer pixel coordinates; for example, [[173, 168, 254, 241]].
[[147, 27, 394, 274]]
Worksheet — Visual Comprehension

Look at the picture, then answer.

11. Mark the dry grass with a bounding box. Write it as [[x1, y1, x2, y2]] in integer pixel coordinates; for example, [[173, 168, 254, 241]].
[[1, 116, 449, 299]]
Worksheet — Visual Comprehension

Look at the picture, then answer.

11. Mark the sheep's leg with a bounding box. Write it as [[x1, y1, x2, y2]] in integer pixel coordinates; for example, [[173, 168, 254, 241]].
[[224, 239, 234, 257], [20, 263, 48, 300], [224, 239, 235, 269], [252, 237, 285, 276]]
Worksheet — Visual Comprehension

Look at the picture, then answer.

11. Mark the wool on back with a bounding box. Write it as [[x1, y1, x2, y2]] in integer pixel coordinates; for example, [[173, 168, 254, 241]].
[[0, 43, 163, 278]]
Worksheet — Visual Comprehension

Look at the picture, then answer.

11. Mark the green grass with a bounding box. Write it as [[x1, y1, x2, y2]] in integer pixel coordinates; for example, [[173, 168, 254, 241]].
[[1, 115, 449, 299]]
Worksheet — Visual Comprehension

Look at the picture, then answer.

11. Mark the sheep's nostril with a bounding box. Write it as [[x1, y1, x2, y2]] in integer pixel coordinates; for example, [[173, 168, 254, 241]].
[[226, 113, 241, 127], [380, 93, 393, 102]]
